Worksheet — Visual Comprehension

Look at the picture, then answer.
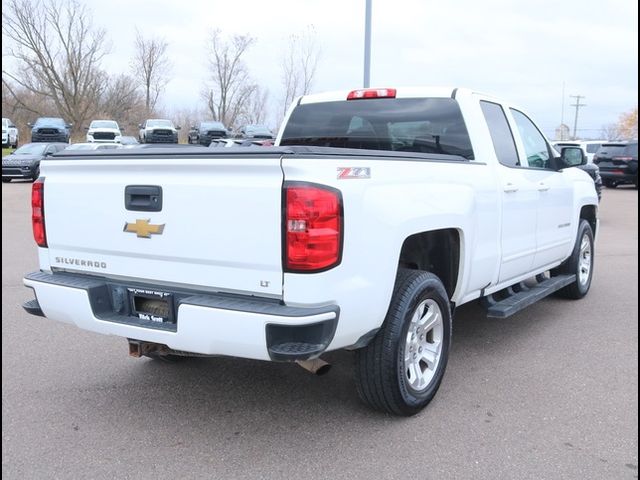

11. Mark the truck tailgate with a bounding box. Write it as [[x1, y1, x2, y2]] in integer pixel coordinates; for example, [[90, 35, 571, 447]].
[[41, 155, 284, 297]]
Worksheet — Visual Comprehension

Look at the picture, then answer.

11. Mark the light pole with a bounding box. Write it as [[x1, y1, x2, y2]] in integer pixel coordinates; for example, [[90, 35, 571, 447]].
[[363, 0, 372, 87]]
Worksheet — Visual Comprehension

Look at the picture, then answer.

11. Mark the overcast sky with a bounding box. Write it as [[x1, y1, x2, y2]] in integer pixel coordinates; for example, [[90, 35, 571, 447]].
[[7, 0, 640, 137]]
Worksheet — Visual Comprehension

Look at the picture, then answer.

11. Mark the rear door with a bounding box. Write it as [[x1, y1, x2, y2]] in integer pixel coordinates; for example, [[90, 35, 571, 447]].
[[41, 152, 284, 297]]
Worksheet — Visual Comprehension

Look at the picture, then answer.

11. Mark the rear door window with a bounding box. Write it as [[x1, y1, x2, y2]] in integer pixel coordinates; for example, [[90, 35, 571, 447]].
[[281, 97, 474, 159]]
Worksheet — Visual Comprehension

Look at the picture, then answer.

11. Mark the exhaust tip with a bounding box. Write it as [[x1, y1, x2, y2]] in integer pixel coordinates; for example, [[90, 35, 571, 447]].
[[296, 358, 331, 376]]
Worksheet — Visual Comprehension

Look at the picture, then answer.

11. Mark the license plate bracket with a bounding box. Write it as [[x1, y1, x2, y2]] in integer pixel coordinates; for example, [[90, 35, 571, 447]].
[[128, 287, 175, 325]]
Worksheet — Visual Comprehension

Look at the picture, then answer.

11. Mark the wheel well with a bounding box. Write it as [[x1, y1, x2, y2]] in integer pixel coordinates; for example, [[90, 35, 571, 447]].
[[580, 205, 597, 235], [398, 229, 460, 299]]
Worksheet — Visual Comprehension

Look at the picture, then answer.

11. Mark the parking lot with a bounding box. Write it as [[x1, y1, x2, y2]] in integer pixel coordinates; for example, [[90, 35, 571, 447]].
[[2, 182, 638, 479]]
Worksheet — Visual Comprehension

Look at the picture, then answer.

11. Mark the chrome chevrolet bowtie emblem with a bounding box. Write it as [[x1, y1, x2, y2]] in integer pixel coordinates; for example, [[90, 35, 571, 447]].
[[123, 219, 165, 238]]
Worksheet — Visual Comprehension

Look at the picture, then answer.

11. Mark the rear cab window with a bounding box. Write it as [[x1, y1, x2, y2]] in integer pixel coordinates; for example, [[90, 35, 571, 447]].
[[280, 98, 474, 159], [480, 101, 520, 167]]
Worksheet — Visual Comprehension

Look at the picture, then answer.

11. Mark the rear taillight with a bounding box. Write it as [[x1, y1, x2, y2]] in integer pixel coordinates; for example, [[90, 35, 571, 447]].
[[284, 183, 342, 272], [32, 178, 47, 247], [347, 88, 396, 100]]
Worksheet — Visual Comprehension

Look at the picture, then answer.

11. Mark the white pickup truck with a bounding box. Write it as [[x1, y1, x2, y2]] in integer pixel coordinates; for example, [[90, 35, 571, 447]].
[[23, 87, 598, 415]]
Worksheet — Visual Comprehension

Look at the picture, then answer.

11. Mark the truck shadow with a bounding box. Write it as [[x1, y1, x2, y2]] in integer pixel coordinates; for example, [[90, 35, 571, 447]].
[[78, 296, 568, 439]]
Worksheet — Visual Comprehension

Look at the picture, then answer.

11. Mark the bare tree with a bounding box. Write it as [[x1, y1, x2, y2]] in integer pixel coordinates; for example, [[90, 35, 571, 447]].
[[280, 26, 321, 118], [601, 123, 622, 141], [202, 30, 256, 128], [98, 74, 145, 134], [237, 86, 269, 126], [131, 29, 171, 114], [2, 0, 109, 134]]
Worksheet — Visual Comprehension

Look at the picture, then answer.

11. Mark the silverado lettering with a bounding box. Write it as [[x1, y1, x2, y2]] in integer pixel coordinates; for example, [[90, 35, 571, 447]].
[[54, 257, 107, 269]]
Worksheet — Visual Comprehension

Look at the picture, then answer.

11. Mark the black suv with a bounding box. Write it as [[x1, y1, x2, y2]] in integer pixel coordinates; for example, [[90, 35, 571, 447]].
[[188, 121, 229, 146], [29, 117, 71, 143], [593, 142, 638, 188], [2, 142, 68, 182]]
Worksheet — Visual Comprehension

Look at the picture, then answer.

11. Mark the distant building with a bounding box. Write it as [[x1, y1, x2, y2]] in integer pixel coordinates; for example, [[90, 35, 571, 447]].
[[555, 124, 571, 140]]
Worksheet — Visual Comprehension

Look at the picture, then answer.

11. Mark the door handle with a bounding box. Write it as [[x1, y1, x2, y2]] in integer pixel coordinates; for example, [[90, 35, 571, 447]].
[[125, 185, 163, 212], [503, 183, 519, 193], [538, 182, 550, 192]]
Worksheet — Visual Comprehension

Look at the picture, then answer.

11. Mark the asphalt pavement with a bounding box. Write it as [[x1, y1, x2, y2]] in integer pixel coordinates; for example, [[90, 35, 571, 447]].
[[2, 181, 638, 480]]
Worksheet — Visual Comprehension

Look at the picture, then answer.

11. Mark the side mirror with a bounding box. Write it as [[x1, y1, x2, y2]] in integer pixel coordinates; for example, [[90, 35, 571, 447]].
[[27, 123, 33, 127], [84, 126, 90, 131], [138, 124, 143, 129], [176, 126, 182, 130], [560, 147, 587, 168], [67, 123, 73, 128]]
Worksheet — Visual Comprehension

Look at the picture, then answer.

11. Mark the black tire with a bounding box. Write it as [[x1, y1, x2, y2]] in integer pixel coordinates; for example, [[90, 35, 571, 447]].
[[32, 166, 40, 181], [355, 269, 452, 416], [553, 219, 594, 299], [2, 177, 11, 183], [604, 179, 617, 188]]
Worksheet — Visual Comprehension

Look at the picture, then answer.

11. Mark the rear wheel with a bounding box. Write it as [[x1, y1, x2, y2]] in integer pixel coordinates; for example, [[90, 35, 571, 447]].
[[355, 269, 452, 416], [2, 177, 11, 183]]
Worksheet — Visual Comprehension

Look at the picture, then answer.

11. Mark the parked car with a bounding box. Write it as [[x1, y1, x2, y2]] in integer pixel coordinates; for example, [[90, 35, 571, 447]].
[[236, 124, 274, 139], [209, 138, 254, 148], [86, 120, 122, 143], [119, 136, 140, 147], [65, 143, 122, 151], [138, 119, 180, 144], [29, 117, 71, 143], [2, 142, 68, 182], [2, 117, 19, 148], [188, 121, 229, 146], [553, 140, 607, 163], [593, 141, 638, 188]]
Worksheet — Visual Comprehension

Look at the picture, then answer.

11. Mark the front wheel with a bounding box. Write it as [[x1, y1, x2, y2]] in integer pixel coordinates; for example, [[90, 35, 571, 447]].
[[2, 177, 11, 183], [553, 219, 594, 299], [355, 269, 452, 416]]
